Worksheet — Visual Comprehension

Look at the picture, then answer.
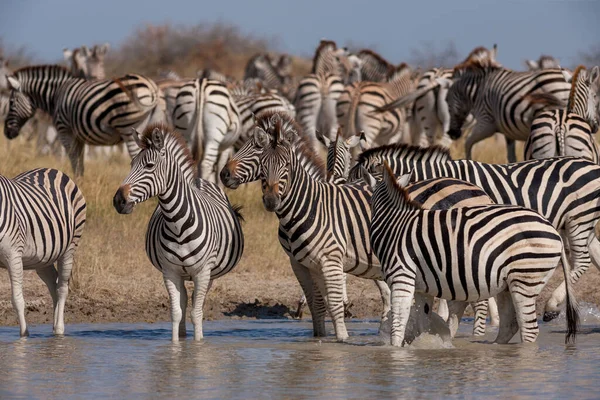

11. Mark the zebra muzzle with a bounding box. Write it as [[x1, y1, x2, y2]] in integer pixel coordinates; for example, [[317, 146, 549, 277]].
[[262, 189, 280, 212], [220, 165, 240, 189], [113, 185, 134, 214]]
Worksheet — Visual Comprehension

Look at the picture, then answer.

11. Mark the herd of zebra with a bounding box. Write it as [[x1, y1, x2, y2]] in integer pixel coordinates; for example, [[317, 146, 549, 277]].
[[1, 39, 599, 346]]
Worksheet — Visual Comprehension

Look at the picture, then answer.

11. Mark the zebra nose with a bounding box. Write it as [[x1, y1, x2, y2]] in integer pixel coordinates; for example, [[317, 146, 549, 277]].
[[113, 186, 133, 214]]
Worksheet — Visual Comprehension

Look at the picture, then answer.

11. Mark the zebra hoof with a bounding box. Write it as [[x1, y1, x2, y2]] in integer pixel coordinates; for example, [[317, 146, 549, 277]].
[[543, 311, 560, 322]]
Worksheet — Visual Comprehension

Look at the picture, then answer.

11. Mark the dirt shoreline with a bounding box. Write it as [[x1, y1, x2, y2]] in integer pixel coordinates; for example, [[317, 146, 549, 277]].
[[1, 267, 599, 328]]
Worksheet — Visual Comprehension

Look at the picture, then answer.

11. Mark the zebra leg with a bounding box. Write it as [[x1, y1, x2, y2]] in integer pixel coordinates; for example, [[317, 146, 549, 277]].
[[295, 294, 307, 319], [471, 300, 489, 336], [464, 122, 496, 160], [436, 299, 449, 320], [179, 280, 188, 338], [506, 138, 517, 163], [290, 258, 326, 337], [389, 281, 415, 347], [446, 300, 468, 338], [509, 287, 540, 343], [8, 255, 28, 337], [36, 265, 59, 330], [163, 273, 185, 341], [375, 280, 391, 333], [313, 265, 348, 342], [191, 268, 212, 341], [200, 141, 220, 183], [494, 290, 518, 344], [59, 132, 85, 177], [488, 297, 500, 327], [54, 251, 74, 335]]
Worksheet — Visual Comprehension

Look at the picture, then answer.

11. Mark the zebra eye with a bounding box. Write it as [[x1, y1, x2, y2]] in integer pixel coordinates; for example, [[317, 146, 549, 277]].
[[145, 162, 155, 169]]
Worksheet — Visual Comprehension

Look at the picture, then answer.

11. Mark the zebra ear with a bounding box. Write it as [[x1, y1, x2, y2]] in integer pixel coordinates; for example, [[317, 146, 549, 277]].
[[589, 66, 599, 86], [525, 60, 538, 70], [7, 75, 21, 91], [96, 43, 110, 56], [318, 134, 331, 148], [491, 44, 498, 61], [132, 128, 146, 149], [63, 48, 73, 62], [151, 127, 165, 151], [396, 173, 412, 188], [435, 78, 452, 89], [80, 45, 90, 58], [345, 134, 362, 148], [561, 68, 573, 83], [360, 166, 377, 189]]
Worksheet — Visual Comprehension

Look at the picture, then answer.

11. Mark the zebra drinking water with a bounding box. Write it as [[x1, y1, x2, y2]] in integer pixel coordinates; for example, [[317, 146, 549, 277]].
[[113, 125, 244, 341], [0, 168, 86, 337], [363, 163, 577, 346]]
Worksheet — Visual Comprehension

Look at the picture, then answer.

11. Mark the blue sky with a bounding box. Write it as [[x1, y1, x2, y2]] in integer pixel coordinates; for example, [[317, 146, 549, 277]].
[[1, 0, 599, 70]]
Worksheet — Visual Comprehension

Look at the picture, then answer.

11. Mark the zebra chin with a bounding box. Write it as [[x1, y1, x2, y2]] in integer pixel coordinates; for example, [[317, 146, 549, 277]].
[[262, 194, 281, 212], [113, 186, 135, 215], [4, 126, 20, 140]]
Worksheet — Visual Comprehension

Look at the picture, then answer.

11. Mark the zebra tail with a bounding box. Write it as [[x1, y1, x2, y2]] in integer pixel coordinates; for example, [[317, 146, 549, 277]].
[[561, 249, 579, 344], [112, 77, 158, 112], [347, 84, 362, 137], [373, 81, 438, 113], [556, 125, 566, 157], [231, 204, 245, 223]]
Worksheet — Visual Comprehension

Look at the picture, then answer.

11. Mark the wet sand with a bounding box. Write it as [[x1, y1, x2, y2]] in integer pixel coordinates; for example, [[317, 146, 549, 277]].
[[1, 266, 598, 326]]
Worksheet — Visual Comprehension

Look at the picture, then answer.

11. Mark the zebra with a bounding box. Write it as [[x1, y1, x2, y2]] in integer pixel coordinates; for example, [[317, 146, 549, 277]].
[[172, 77, 294, 183], [294, 40, 358, 149], [4, 65, 162, 176], [443, 57, 571, 162], [0, 168, 87, 337], [349, 143, 600, 323], [335, 63, 417, 147], [525, 55, 561, 71], [375, 45, 499, 150], [362, 163, 577, 346], [63, 43, 110, 80], [113, 124, 244, 341], [525, 65, 600, 163], [322, 130, 499, 335], [355, 49, 395, 83]]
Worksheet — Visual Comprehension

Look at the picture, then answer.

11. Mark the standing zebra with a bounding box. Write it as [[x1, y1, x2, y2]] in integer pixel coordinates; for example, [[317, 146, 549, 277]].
[[350, 143, 600, 322], [113, 125, 244, 341], [375, 45, 499, 149], [322, 130, 499, 336], [4, 65, 162, 176], [294, 40, 358, 149], [63, 43, 110, 80], [0, 168, 86, 337], [525, 55, 561, 71], [443, 58, 571, 162], [363, 163, 576, 346], [336, 63, 417, 147], [525, 65, 600, 163], [172, 77, 294, 183]]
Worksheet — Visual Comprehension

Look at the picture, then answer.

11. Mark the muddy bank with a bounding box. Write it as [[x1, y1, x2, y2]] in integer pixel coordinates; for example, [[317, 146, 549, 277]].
[[1, 268, 599, 326]]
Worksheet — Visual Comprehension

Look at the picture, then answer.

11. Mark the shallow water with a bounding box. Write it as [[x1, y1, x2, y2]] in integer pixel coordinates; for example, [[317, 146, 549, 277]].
[[1, 309, 600, 399]]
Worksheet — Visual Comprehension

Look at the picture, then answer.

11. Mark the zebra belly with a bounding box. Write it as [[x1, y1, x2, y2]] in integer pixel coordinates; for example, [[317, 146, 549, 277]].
[[414, 270, 508, 302]]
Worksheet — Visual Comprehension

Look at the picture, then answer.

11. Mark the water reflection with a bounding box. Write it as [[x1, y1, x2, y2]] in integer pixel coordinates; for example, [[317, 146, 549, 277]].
[[0, 320, 598, 399]]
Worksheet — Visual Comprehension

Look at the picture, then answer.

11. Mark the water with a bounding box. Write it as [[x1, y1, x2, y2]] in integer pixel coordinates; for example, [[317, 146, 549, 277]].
[[1, 311, 599, 399]]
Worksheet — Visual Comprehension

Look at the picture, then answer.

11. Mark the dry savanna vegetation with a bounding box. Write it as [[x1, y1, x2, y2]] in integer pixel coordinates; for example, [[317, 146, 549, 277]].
[[0, 25, 599, 328]]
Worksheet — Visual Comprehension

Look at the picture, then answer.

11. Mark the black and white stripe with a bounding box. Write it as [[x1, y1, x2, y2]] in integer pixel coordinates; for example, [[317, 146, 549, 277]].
[[445, 59, 571, 162], [525, 66, 600, 163], [4, 65, 162, 176], [364, 164, 576, 346], [0, 168, 86, 337], [113, 125, 244, 341], [350, 143, 600, 321], [172, 77, 294, 183]]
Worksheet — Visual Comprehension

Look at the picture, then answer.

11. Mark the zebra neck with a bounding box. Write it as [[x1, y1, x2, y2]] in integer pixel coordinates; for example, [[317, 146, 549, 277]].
[[157, 170, 195, 234], [275, 156, 321, 223], [567, 84, 588, 116], [17, 70, 72, 116]]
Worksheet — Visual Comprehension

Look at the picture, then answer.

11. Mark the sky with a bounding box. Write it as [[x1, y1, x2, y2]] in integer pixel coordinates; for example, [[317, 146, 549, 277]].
[[1, 0, 599, 70]]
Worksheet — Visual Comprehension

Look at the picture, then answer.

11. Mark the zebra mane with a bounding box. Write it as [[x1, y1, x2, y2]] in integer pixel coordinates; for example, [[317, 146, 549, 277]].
[[386, 63, 412, 82], [381, 163, 422, 210], [356, 143, 452, 165], [139, 123, 198, 180], [453, 45, 501, 74], [311, 40, 341, 75], [256, 111, 326, 178], [567, 65, 586, 113]]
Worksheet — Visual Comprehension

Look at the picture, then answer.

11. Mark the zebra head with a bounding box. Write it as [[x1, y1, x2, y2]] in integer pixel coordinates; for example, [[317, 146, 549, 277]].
[[114, 127, 172, 214], [86, 43, 109, 80], [4, 76, 35, 140], [325, 129, 366, 181], [445, 71, 475, 140], [220, 111, 298, 189]]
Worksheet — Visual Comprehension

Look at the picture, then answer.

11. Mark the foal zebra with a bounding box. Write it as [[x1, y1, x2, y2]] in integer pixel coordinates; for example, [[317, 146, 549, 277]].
[[4, 65, 162, 176], [444, 58, 571, 162], [1, 168, 86, 337], [525, 66, 600, 163], [364, 164, 576, 346], [172, 77, 294, 183], [113, 125, 244, 341], [350, 143, 600, 321]]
